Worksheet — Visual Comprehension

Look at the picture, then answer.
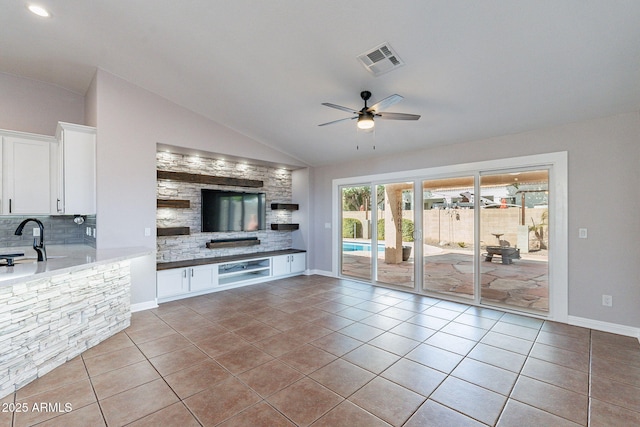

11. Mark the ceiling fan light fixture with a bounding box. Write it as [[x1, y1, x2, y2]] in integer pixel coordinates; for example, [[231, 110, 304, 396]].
[[357, 113, 375, 130], [27, 4, 51, 17]]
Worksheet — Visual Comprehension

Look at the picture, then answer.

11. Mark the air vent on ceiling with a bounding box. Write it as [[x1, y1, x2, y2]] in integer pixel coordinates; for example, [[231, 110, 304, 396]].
[[357, 42, 405, 77]]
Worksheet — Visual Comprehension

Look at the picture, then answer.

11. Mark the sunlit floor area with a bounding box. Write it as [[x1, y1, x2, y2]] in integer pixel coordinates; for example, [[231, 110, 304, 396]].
[[2, 275, 638, 426]]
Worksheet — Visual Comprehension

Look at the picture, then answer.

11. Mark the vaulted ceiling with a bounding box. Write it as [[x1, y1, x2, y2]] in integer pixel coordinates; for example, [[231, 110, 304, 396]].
[[2, 1, 640, 166]]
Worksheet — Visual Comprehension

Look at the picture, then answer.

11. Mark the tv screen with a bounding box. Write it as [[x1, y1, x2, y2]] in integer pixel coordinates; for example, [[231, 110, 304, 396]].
[[201, 189, 266, 232]]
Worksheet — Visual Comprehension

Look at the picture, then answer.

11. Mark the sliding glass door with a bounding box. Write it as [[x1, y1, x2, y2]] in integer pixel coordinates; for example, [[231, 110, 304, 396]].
[[479, 169, 549, 313], [376, 182, 415, 288], [422, 176, 475, 300], [340, 182, 416, 288], [336, 154, 564, 319], [340, 185, 373, 281]]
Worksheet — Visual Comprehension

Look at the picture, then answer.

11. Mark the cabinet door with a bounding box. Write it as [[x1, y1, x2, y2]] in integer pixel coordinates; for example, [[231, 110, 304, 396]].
[[271, 255, 290, 277], [3, 136, 51, 214], [289, 253, 306, 274], [157, 268, 189, 298], [189, 264, 218, 291], [56, 124, 96, 214]]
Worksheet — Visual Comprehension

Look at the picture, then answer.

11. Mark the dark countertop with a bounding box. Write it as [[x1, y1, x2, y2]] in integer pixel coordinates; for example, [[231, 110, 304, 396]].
[[157, 249, 306, 271]]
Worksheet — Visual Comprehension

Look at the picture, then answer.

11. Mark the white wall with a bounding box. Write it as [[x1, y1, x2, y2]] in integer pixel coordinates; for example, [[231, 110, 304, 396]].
[[292, 168, 310, 253], [309, 112, 640, 329], [92, 70, 307, 304], [0, 72, 85, 135]]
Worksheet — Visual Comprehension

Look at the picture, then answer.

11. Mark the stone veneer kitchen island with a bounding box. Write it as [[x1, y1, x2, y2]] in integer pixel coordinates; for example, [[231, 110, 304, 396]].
[[0, 245, 152, 399]]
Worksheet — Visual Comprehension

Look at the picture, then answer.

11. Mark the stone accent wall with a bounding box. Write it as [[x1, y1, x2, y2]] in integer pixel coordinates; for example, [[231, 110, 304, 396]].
[[0, 261, 131, 398], [157, 152, 294, 262], [0, 215, 97, 248]]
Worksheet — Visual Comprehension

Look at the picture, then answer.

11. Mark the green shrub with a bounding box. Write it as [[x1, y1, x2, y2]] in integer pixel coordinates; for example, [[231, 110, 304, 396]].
[[403, 219, 415, 242], [342, 218, 362, 238], [377, 218, 414, 242]]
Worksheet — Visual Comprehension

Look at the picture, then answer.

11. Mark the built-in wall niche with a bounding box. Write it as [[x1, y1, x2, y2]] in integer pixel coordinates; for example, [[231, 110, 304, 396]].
[[270, 202, 300, 231], [156, 151, 294, 262]]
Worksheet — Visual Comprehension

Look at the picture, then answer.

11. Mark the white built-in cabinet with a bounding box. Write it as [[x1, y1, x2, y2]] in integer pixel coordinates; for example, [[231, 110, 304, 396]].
[[157, 252, 306, 302], [0, 123, 96, 216], [1, 131, 55, 215], [272, 253, 306, 277], [54, 122, 96, 215], [156, 264, 218, 299]]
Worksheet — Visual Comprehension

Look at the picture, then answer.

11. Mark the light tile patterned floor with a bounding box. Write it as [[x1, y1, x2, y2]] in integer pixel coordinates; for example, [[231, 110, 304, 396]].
[[2, 275, 639, 426]]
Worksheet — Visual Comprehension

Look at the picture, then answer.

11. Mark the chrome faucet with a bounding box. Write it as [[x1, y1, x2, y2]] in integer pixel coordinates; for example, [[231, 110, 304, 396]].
[[14, 218, 47, 262]]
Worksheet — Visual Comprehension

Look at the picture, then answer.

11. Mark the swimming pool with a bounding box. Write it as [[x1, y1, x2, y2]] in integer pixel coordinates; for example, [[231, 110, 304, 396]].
[[342, 242, 385, 252]]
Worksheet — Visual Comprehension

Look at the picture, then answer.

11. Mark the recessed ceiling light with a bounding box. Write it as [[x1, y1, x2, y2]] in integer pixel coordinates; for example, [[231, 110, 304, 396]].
[[28, 4, 51, 18]]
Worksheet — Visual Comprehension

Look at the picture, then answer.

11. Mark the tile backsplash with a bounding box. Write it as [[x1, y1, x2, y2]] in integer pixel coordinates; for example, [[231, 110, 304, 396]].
[[0, 215, 96, 248]]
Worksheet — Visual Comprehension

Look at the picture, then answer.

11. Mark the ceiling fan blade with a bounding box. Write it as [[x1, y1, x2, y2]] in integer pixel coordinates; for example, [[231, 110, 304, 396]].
[[368, 94, 403, 113], [376, 112, 421, 121], [321, 102, 359, 114], [318, 116, 358, 126]]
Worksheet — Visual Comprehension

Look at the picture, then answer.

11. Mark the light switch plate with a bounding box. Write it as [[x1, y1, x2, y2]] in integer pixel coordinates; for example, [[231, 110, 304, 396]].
[[578, 228, 587, 239]]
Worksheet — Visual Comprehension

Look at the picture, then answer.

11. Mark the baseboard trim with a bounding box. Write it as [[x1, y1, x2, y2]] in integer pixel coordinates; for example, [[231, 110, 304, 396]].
[[568, 315, 640, 339], [306, 269, 334, 277], [131, 300, 158, 313]]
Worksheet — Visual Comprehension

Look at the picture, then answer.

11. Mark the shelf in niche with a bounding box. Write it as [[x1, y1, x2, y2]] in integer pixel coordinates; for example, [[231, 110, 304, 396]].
[[157, 199, 190, 208], [271, 203, 299, 211], [271, 224, 299, 231], [157, 227, 190, 236]]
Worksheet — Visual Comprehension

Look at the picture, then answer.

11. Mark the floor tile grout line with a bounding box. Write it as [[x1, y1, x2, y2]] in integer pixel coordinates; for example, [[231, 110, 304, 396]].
[[158, 286, 387, 426], [118, 322, 200, 426], [493, 316, 544, 426], [76, 355, 108, 427], [18, 276, 638, 426]]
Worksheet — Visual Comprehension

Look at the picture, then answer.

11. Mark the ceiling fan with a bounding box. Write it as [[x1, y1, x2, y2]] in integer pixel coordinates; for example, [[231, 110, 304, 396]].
[[319, 91, 420, 130]]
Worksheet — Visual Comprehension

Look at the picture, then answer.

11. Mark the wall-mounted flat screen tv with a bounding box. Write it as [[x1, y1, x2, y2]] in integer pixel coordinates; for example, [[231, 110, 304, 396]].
[[201, 189, 266, 232]]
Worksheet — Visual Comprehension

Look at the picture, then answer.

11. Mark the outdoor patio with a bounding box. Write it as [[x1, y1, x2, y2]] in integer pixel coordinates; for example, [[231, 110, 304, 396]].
[[342, 246, 548, 313]]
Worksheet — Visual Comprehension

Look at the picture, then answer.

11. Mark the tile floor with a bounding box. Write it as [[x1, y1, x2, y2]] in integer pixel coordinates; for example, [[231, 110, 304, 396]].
[[2, 275, 639, 426]]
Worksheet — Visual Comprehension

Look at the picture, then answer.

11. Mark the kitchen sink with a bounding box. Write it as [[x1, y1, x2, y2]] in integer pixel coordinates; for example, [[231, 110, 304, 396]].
[[0, 255, 67, 267]]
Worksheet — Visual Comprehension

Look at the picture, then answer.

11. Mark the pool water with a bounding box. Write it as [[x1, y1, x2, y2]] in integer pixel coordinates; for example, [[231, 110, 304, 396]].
[[342, 242, 385, 252]]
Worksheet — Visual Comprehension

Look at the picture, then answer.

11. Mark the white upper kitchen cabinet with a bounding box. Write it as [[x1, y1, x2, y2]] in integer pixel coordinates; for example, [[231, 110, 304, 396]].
[[55, 122, 96, 215], [1, 130, 55, 215]]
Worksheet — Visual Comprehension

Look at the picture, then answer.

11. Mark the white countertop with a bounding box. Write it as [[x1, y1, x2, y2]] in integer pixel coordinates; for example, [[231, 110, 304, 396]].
[[0, 244, 153, 287]]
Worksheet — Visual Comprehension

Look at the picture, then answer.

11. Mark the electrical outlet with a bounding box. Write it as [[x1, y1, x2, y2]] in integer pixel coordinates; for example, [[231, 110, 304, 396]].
[[32, 227, 40, 237], [602, 294, 613, 307], [144, 227, 151, 237], [86, 226, 91, 236], [92, 228, 96, 238], [579, 228, 588, 239]]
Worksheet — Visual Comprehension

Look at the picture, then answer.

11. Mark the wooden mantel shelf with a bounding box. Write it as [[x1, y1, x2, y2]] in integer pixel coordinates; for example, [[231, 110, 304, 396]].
[[157, 227, 190, 236], [157, 170, 263, 188], [157, 199, 190, 208]]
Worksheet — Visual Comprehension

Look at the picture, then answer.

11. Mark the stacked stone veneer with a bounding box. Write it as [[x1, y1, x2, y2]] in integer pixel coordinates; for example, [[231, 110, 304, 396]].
[[0, 261, 131, 399], [157, 152, 294, 262]]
